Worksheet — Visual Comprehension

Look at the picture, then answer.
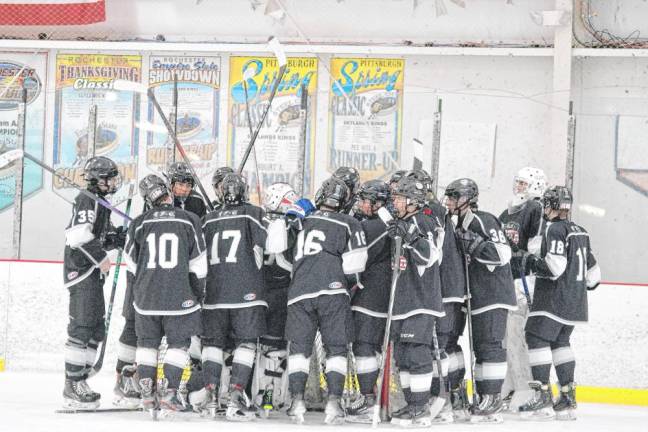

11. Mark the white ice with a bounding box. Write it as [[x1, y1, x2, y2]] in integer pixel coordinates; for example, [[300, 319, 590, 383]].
[[1, 370, 646, 432]]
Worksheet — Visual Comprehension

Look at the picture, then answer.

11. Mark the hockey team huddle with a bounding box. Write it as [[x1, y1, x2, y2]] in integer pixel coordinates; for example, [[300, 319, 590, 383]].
[[61, 157, 601, 427]]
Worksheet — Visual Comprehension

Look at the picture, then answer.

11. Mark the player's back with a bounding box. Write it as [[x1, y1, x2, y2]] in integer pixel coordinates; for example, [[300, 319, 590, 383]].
[[126, 205, 205, 315]]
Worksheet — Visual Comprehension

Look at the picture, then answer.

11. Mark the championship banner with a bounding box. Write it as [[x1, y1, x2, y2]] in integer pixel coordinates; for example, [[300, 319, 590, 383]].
[[328, 58, 404, 181], [53, 53, 141, 204], [147, 55, 221, 179], [0, 53, 48, 211], [228, 56, 317, 201]]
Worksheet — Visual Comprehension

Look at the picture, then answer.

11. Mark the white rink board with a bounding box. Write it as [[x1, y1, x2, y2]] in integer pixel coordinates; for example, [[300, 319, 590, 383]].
[[0, 261, 647, 390]]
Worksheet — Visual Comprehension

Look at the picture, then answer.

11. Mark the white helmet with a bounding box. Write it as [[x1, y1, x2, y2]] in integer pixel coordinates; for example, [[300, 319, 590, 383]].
[[510, 166, 547, 207], [263, 182, 298, 213]]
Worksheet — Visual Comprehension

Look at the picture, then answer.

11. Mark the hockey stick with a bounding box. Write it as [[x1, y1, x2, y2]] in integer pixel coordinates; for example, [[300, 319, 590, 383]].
[[372, 235, 403, 428], [56, 407, 143, 414], [112, 80, 214, 211], [429, 320, 447, 418], [461, 253, 478, 408], [88, 184, 135, 378], [242, 68, 263, 201], [519, 254, 533, 306], [237, 37, 288, 174], [12, 86, 27, 259], [0, 150, 133, 222]]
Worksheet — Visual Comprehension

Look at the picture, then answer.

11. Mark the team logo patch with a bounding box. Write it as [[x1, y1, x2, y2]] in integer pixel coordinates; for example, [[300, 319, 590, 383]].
[[328, 281, 343, 289], [399, 256, 407, 271], [181, 300, 195, 308], [67, 271, 78, 280], [244, 293, 257, 301]]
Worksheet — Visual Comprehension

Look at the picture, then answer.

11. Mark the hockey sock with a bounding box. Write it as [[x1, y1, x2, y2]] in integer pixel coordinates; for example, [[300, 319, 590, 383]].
[[527, 333, 552, 384], [163, 348, 189, 389], [201, 346, 224, 388], [231, 343, 256, 388], [116, 342, 137, 374], [325, 355, 347, 397], [552, 346, 576, 385], [287, 352, 310, 396], [136, 347, 159, 382], [355, 355, 379, 395], [64, 337, 88, 381]]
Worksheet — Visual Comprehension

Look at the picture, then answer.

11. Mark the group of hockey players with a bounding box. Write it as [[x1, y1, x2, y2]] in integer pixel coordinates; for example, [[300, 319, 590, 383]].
[[61, 155, 601, 426]]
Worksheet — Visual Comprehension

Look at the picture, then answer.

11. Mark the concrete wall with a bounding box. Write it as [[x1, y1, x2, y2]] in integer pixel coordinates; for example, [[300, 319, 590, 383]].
[[1, 261, 645, 390]]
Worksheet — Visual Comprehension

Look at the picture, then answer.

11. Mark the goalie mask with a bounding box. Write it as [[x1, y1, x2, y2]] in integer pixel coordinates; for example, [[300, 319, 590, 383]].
[[511, 166, 547, 208], [263, 182, 298, 213]]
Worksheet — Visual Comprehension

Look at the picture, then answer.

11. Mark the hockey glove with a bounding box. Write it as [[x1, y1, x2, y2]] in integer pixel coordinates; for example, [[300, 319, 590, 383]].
[[296, 198, 316, 216], [387, 219, 420, 244], [455, 228, 484, 256], [524, 253, 543, 274], [104, 226, 127, 250], [285, 204, 306, 219]]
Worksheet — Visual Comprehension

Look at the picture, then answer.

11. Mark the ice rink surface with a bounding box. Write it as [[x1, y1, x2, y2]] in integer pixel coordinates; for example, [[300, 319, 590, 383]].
[[1, 371, 646, 432]]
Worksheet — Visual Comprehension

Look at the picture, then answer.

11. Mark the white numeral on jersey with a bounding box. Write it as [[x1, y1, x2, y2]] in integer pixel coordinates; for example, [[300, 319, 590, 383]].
[[210, 230, 241, 264], [295, 229, 326, 261], [550, 240, 565, 254], [355, 231, 366, 247], [489, 228, 506, 243], [77, 210, 96, 224], [575, 247, 587, 281], [145, 233, 179, 269]]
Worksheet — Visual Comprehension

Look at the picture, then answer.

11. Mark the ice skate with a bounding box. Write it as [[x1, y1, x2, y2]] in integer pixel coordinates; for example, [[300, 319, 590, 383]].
[[518, 381, 555, 420], [190, 384, 220, 417], [469, 393, 504, 423], [260, 387, 274, 418], [138, 378, 158, 420], [225, 386, 255, 421], [113, 365, 141, 408], [346, 394, 376, 424], [324, 395, 345, 425], [63, 379, 100, 410], [391, 403, 432, 428], [450, 381, 470, 421], [553, 383, 577, 421], [287, 394, 307, 424]]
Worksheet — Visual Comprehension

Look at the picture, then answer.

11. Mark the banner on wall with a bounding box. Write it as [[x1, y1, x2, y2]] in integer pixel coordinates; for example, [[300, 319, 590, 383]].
[[0, 53, 48, 212], [228, 56, 317, 201], [328, 57, 404, 181], [53, 53, 140, 204], [147, 55, 221, 179]]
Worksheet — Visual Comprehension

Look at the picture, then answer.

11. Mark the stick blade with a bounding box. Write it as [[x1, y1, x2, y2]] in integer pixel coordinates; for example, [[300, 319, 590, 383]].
[[0, 149, 24, 169], [428, 396, 446, 419]]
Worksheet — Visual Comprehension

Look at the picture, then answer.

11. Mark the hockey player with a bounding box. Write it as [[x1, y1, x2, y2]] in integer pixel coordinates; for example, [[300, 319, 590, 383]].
[[211, 166, 234, 209], [345, 180, 391, 423], [201, 173, 269, 421], [332, 166, 361, 214], [123, 174, 207, 414], [405, 169, 468, 423], [255, 182, 306, 414], [518, 186, 600, 421], [499, 167, 546, 409], [168, 161, 207, 218], [285, 177, 368, 425], [386, 175, 444, 428], [444, 178, 516, 423], [63, 156, 123, 409], [114, 163, 208, 407]]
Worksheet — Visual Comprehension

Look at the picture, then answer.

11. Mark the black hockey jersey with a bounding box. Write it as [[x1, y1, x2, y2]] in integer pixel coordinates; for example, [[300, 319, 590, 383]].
[[288, 210, 368, 305], [124, 204, 207, 315], [351, 217, 391, 317], [529, 219, 600, 324], [499, 199, 544, 254], [174, 191, 207, 218], [203, 203, 268, 309], [423, 203, 466, 303], [459, 209, 516, 315], [392, 212, 444, 320], [63, 193, 112, 288]]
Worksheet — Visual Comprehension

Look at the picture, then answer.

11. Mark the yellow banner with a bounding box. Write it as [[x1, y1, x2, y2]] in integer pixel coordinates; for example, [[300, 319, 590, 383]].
[[55, 54, 141, 89], [328, 57, 404, 181]]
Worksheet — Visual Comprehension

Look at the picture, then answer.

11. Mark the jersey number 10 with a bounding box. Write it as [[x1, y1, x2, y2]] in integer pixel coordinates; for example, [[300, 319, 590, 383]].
[[146, 233, 179, 269]]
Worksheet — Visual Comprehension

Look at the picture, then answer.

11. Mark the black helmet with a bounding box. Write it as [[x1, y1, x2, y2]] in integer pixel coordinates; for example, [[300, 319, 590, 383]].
[[84, 156, 120, 194], [406, 169, 433, 193], [542, 185, 572, 211], [167, 161, 194, 186], [389, 170, 407, 185], [139, 174, 170, 207], [212, 166, 234, 189], [444, 178, 479, 208], [358, 180, 390, 205], [332, 166, 360, 195], [221, 173, 248, 206], [391, 175, 427, 208], [314, 177, 350, 211]]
